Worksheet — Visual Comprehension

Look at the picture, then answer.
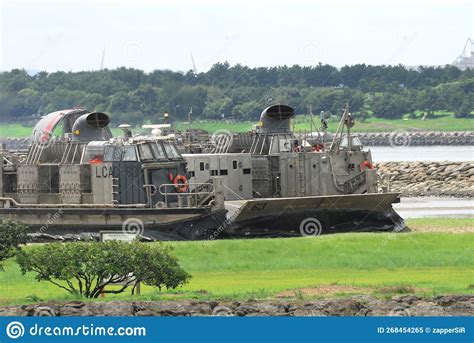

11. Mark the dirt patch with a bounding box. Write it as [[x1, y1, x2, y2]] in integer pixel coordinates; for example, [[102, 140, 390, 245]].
[[409, 226, 474, 233], [276, 285, 370, 298]]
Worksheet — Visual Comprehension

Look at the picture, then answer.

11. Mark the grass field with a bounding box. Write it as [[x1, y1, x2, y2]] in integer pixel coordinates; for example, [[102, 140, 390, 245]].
[[0, 124, 34, 138], [176, 113, 473, 133], [0, 219, 473, 306], [1, 113, 472, 138]]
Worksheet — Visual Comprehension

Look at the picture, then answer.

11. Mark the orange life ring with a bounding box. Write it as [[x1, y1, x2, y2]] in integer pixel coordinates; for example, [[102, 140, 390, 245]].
[[360, 160, 374, 171], [173, 175, 189, 193]]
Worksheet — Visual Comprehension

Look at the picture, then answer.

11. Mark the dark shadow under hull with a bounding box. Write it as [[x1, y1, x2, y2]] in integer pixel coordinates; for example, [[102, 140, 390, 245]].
[[225, 208, 405, 238]]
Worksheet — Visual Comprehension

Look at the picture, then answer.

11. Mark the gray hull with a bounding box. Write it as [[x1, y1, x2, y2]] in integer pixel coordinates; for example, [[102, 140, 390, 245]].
[[0, 193, 403, 241], [0, 207, 228, 241], [225, 193, 405, 237]]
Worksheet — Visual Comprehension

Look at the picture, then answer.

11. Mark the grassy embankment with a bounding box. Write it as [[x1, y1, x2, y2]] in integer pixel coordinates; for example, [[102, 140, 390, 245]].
[[0, 218, 472, 306], [1, 112, 472, 138]]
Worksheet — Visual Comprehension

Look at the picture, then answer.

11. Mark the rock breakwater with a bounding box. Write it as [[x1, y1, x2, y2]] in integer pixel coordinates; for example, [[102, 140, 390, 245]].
[[377, 161, 473, 197], [0, 295, 472, 317]]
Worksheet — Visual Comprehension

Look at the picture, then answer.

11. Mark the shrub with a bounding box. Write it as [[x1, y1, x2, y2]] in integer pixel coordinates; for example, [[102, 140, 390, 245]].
[[16, 241, 190, 298], [0, 221, 27, 270]]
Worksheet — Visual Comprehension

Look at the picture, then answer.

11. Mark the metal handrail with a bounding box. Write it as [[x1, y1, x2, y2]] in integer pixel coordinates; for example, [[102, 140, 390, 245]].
[[157, 182, 215, 208], [158, 182, 214, 196], [378, 173, 392, 193]]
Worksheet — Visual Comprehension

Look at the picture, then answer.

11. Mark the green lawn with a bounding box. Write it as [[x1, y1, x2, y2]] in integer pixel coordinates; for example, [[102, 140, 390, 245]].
[[0, 229, 472, 305], [175, 113, 473, 134], [1, 113, 472, 138], [0, 124, 34, 138]]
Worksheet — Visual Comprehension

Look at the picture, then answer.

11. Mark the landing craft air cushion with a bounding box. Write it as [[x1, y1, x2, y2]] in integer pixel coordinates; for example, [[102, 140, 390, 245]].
[[0, 109, 227, 240], [0, 105, 405, 240], [183, 104, 405, 237]]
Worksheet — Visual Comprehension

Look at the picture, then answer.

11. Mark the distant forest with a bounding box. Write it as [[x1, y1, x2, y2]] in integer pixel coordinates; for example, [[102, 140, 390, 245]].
[[0, 63, 473, 124]]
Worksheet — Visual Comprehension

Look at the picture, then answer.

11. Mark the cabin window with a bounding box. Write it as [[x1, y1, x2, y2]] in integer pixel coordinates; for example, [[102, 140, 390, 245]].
[[211, 170, 218, 176], [113, 147, 123, 161], [220, 169, 228, 176], [188, 171, 195, 177], [3, 173, 16, 193], [151, 142, 166, 160], [199, 162, 205, 171], [104, 147, 113, 161], [104, 146, 123, 161], [243, 168, 251, 175], [232, 160, 238, 169], [122, 146, 138, 161], [163, 142, 180, 159], [138, 144, 154, 161]]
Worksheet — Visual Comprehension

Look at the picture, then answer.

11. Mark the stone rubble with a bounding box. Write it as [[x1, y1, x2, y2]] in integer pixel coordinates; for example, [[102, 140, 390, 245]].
[[1, 131, 473, 150], [357, 131, 473, 146], [377, 161, 474, 197], [0, 295, 472, 317]]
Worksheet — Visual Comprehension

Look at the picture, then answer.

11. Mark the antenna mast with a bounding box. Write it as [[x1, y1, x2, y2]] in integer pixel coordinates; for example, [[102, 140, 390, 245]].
[[100, 47, 105, 70]]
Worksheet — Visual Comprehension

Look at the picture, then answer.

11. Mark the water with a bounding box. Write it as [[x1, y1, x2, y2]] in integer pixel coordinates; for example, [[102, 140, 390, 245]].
[[394, 197, 473, 219], [369, 146, 474, 162]]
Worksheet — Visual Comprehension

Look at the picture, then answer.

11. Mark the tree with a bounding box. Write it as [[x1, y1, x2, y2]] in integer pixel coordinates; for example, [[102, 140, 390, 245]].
[[0, 221, 27, 270], [0, 65, 472, 123], [455, 98, 472, 118], [371, 93, 409, 119], [16, 241, 190, 298], [231, 100, 262, 120]]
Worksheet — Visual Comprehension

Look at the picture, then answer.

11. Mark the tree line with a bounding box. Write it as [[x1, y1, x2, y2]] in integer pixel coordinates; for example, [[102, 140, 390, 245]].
[[0, 62, 472, 124]]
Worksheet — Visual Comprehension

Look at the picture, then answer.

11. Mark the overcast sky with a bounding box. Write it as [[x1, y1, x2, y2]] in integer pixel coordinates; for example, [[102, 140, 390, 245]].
[[1, 0, 472, 73]]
